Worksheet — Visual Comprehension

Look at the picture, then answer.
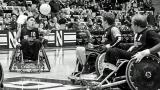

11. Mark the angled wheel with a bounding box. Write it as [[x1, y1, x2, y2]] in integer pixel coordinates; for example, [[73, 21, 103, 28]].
[[0, 63, 4, 88], [9, 47, 19, 72], [126, 55, 160, 90], [41, 46, 51, 72], [95, 53, 106, 76]]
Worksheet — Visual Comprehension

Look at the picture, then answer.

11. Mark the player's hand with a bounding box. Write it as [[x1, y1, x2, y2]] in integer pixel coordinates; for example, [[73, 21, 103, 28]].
[[13, 39, 21, 47], [101, 38, 107, 43], [105, 44, 111, 49], [16, 43, 21, 48], [131, 49, 150, 63], [88, 43, 94, 48]]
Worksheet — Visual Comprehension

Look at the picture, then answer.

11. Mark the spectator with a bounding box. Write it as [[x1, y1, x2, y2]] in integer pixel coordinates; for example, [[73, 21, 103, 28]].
[[7, 0, 18, 6], [32, 8, 41, 24], [86, 17, 93, 29], [25, 5, 33, 16], [147, 12, 155, 26], [48, 17, 60, 30], [0, 0, 3, 6], [59, 13, 67, 24], [49, 0, 61, 18], [10, 13, 17, 31], [4, 13, 11, 30]]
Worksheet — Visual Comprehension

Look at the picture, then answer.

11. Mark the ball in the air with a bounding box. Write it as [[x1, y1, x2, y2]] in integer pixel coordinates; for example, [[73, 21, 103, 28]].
[[40, 4, 51, 15]]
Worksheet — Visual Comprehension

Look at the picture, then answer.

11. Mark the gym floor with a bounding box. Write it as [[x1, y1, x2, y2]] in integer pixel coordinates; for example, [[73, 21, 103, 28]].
[[0, 47, 120, 90]]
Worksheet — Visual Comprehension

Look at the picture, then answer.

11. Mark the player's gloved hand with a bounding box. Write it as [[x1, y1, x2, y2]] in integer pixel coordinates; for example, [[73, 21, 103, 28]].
[[105, 44, 111, 49], [13, 39, 21, 47], [88, 43, 94, 48], [132, 49, 150, 63]]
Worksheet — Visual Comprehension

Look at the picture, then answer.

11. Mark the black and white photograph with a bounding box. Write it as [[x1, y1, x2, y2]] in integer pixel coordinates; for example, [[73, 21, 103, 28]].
[[0, 0, 159, 90]]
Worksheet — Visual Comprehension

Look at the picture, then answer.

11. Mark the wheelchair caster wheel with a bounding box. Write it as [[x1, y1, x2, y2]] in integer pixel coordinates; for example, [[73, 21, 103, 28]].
[[20, 70, 23, 73], [38, 69, 41, 73], [0, 83, 3, 88], [71, 79, 76, 84], [80, 80, 88, 86], [42, 66, 45, 70]]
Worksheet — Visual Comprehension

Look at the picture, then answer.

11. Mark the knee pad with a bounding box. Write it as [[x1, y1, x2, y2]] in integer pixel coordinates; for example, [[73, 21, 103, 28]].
[[76, 47, 86, 65]]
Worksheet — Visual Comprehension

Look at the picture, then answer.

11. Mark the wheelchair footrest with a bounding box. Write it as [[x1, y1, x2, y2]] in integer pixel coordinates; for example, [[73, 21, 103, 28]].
[[9, 47, 51, 72], [20, 63, 41, 73]]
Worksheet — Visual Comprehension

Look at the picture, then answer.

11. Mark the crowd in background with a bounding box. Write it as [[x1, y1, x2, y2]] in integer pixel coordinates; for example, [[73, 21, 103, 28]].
[[0, 0, 159, 33]]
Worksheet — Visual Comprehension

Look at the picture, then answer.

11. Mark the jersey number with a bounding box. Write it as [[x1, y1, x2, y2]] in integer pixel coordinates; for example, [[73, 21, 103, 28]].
[[31, 32, 36, 37]]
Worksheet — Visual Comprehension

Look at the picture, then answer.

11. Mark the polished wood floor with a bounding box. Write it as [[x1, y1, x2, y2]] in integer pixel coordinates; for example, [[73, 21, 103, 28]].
[[0, 47, 120, 90]]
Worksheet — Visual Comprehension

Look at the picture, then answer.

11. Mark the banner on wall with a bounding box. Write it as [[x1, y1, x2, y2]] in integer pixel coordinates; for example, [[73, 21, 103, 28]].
[[0, 31, 8, 49], [44, 30, 56, 47], [0, 30, 76, 49], [8, 31, 17, 49], [2, 6, 26, 16], [56, 30, 63, 47], [63, 31, 76, 46]]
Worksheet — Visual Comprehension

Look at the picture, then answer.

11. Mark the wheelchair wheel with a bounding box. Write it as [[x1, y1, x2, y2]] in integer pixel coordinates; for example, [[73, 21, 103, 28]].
[[95, 53, 106, 76], [0, 63, 3, 88], [76, 59, 83, 72], [126, 55, 160, 90], [116, 60, 130, 90], [77, 52, 99, 74]]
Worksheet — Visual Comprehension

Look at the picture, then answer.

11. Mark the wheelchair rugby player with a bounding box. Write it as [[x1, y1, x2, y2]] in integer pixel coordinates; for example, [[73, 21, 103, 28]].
[[69, 12, 123, 84], [13, 16, 51, 63], [102, 14, 160, 90]]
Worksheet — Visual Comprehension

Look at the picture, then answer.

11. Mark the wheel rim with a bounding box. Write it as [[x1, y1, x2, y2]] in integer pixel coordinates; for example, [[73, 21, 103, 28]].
[[126, 55, 160, 90], [96, 53, 106, 75], [0, 63, 3, 84]]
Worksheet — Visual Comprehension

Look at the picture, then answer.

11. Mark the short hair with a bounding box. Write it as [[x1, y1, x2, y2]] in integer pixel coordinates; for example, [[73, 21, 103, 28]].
[[103, 12, 115, 25], [27, 16, 35, 21], [11, 13, 17, 17], [132, 14, 147, 28]]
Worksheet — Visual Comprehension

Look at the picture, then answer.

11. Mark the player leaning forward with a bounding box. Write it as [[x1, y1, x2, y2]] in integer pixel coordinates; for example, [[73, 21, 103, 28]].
[[104, 14, 160, 65]]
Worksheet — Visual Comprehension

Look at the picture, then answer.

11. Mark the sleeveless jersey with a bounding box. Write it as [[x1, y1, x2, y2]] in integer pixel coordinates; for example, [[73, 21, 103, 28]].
[[20, 27, 39, 41]]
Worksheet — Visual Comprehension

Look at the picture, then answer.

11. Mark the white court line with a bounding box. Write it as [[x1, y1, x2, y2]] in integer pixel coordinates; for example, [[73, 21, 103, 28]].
[[42, 85, 83, 90], [4, 80, 63, 89]]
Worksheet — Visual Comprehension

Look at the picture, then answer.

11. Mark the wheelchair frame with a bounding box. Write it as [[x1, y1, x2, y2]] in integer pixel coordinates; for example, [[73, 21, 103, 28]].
[[71, 29, 160, 89], [9, 45, 51, 73], [91, 54, 160, 90], [69, 50, 160, 90]]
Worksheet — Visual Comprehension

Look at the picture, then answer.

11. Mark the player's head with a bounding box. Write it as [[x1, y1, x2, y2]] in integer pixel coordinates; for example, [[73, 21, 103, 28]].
[[102, 12, 115, 28], [26, 16, 36, 29], [103, 12, 115, 25], [131, 14, 147, 33]]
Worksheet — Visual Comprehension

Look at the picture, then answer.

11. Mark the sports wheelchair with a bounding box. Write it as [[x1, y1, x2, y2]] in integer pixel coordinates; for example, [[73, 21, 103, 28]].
[[9, 39, 51, 73], [69, 45, 160, 90], [69, 29, 160, 90], [92, 53, 160, 90]]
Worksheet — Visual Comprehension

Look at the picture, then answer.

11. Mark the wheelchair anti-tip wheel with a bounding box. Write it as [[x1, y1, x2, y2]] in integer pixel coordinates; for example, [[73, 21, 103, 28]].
[[126, 55, 160, 90]]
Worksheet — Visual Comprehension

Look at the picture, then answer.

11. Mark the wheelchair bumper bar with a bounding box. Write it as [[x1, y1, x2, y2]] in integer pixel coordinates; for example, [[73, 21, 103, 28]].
[[99, 80, 126, 88]]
